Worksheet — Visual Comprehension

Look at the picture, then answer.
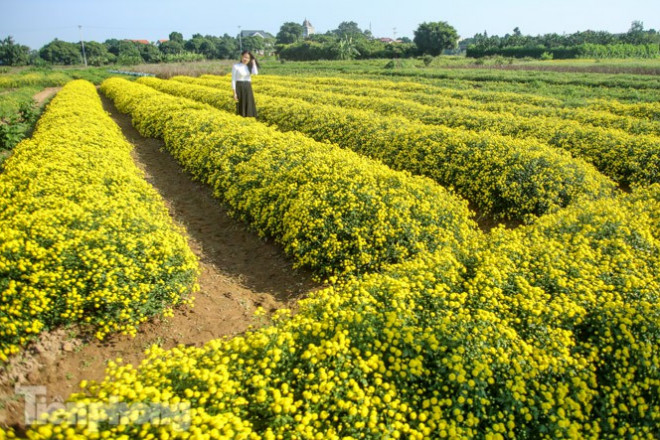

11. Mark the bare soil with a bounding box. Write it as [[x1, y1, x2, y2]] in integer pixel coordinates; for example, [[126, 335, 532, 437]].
[[31, 87, 61, 106], [0, 89, 320, 433]]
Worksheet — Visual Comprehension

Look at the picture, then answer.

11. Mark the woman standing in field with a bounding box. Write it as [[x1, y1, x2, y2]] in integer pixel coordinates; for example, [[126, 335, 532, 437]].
[[232, 50, 259, 117]]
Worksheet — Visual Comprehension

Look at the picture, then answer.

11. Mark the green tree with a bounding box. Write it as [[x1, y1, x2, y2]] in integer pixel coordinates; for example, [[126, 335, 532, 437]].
[[103, 38, 121, 56], [117, 40, 142, 65], [278, 40, 330, 61], [413, 21, 459, 56], [199, 39, 218, 59], [241, 35, 265, 53], [159, 40, 185, 55], [39, 39, 82, 65], [82, 41, 113, 65], [624, 20, 648, 44], [507, 27, 526, 46], [168, 31, 184, 43], [184, 36, 204, 53], [384, 41, 416, 58], [216, 34, 238, 59], [0, 36, 30, 66], [137, 42, 161, 63], [332, 21, 364, 40], [277, 22, 304, 44]]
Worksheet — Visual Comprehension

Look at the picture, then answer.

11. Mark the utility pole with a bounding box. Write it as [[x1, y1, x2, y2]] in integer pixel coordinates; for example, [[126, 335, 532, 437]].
[[238, 25, 242, 52], [78, 25, 87, 67]]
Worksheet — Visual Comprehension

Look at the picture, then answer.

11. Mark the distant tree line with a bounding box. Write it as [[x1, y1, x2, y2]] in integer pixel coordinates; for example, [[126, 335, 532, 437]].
[[275, 21, 463, 61], [1, 19, 657, 66], [465, 21, 660, 59], [275, 21, 416, 61], [0, 31, 262, 67], [0, 21, 460, 66]]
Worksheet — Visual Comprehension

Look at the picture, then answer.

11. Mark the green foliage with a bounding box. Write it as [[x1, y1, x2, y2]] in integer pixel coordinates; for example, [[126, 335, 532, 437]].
[[383, 58, 418, 69], [413, 21, 459, 56], [137, 42, 161, 63], [467, 43, 660, 60], [335, 36, 360, 60], [158, 40, 185, 56], [0, 68, 131, 105], [0, 36, 30, 66], [578, 43, 660, 59], [116, 41, 142, 65], [39, 39, 83, 65], [81, 41, 114, 66], [276, 22, 304, 45], [331, 21, 365, 40], [0, 67, 125, 151], [103, 38, 121, 56], [241, 35, 267, 53], [467, 21, 660, 59], [215, 34, 239, 59], [0, 100, 39, 150], [277, 38, 416, 61], [168, 31, 184, 43], [184, 36, 216, 59], [277, 40, 332, 61]]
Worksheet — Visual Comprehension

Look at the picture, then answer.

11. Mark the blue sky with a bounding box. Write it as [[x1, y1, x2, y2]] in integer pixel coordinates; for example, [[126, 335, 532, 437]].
[[2, 0, 659, 50]]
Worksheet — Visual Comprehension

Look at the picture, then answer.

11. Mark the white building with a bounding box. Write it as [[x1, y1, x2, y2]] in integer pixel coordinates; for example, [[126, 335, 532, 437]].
[[302, 18, 315, 38]]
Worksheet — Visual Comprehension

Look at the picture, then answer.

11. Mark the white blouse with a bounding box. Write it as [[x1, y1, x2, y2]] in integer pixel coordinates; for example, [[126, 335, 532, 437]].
[[231, 63, 258, 91]]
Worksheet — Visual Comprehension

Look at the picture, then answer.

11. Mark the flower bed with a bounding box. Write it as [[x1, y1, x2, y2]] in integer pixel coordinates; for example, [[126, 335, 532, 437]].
[[0, 80, 199, 361]]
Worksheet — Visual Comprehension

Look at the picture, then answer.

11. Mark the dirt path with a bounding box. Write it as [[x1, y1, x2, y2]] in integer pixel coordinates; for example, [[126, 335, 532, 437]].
[[32, 87, 61, 106], [0, 91, 320, 432]]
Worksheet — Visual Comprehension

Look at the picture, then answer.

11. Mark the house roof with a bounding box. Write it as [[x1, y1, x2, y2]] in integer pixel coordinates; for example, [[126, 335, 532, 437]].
[[378, 37, 403, 43], [240, 30, 274, 39]]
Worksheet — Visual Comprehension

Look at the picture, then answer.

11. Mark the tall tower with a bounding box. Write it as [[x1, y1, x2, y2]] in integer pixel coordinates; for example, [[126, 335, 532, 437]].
[[302, 18, 315, 38]]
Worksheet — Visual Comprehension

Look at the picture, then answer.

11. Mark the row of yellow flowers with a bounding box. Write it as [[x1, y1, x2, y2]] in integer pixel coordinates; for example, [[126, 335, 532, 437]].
[[17, 182, 660, 438], [380, 70, 660, 116], [589, 98, 660, 121], [0, 71, 71, 90], [251, 76, 660, 187], [0, 80, 199, 361], [267, 74, 564, 107], [152, 75, 616, 223], [258, 74, 660, 137], [100, 77, 479, 279]]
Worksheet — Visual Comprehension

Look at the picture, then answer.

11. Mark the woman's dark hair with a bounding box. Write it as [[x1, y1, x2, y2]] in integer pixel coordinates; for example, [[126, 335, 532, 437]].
[[241, 50, 260, 74]]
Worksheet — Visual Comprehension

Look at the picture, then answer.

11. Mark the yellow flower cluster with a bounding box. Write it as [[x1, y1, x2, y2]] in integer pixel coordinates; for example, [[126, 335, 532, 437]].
[[254, 73, 564, 108], [588, 98, 660, 121], [157, 75, 616, 223], [22, 184, 660, 439], [101, 77, 480, 279], [256, 74, 660, 137], [401, 67, 660, 104], [0, 80, 199, 361], [251, 76, 660, 187], [0, 71, 70, 90]]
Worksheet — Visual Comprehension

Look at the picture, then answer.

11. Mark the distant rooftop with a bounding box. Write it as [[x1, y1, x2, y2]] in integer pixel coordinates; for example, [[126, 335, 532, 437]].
[[240, 30, 275, 39]]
